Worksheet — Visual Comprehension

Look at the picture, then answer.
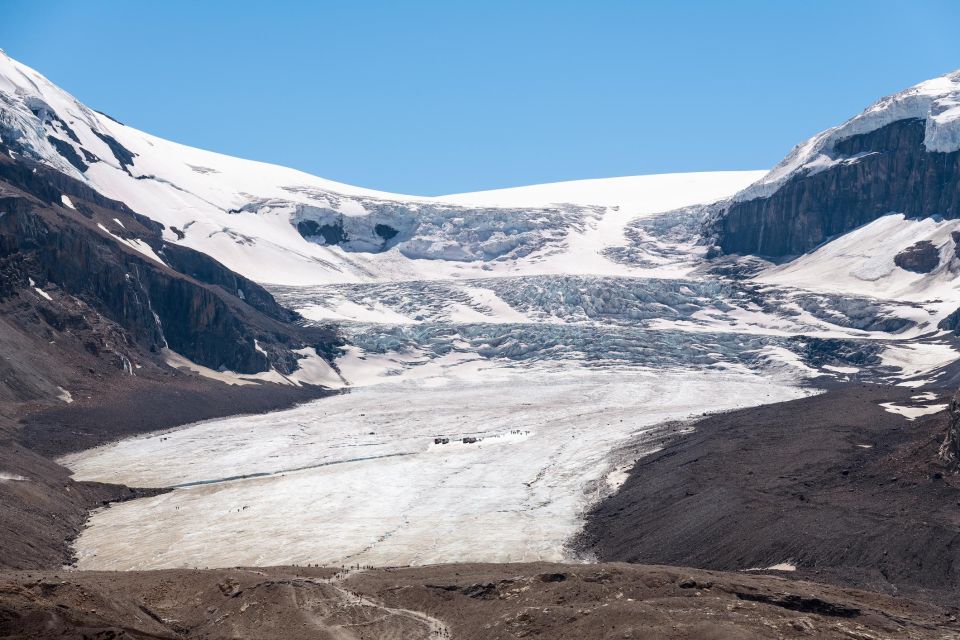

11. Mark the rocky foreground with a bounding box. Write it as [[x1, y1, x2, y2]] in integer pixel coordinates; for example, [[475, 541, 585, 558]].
[[2, 562, 957, 639], [579, 384, 960, 607]]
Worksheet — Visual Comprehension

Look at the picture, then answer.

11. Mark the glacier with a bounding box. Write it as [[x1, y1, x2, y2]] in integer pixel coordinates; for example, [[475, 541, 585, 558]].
[[4, 47, 955, 570], [62, 236, 960, 569]]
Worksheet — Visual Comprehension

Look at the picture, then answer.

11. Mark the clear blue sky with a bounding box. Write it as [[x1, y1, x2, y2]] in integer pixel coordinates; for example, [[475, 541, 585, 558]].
[[3, 0, 959, 195]]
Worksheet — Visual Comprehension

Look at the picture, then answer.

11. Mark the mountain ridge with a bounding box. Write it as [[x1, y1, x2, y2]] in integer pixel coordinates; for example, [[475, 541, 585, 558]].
[[709, 68, 960, 257]]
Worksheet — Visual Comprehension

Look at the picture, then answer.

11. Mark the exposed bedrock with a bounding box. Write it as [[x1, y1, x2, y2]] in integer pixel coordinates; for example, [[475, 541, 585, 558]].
[[894, 240, 941, 273], [711, 119, 960, 257], [0, 149, 338, 375], [940, 390, 960, 471], [156, 243, 296, 324], [940, 308, 960, 336]]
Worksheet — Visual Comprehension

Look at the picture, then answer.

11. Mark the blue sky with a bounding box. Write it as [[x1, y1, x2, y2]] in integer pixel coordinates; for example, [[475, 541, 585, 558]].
[[3, 1, 959, 195]]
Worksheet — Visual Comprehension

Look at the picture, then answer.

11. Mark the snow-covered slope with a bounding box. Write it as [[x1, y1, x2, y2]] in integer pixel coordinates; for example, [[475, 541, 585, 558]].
[[0, 51, 761, 286], [757, 214, 960, 302], [438, 172, 766, 211]]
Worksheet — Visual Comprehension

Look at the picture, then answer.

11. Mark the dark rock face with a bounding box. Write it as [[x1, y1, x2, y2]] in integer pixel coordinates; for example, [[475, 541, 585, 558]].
[[940, 307, 960, 336], [46, 136, 87, 173], [0, 146, 339, 375], [787, 336, 883, 368], [297, 218, 347, 245], [940, 391, 960, 471], [308, 220, 401, 251], [375, 223, 399, 242], [894, 240, 940, 273], [91, 130, 136, 173], [712, 119, 960, 257], [156, 243, 296, 324]]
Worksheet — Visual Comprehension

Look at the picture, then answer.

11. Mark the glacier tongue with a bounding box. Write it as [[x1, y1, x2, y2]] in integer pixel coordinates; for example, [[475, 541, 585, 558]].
[[65, 369, 812, 570], [62, 246, 960, 570]]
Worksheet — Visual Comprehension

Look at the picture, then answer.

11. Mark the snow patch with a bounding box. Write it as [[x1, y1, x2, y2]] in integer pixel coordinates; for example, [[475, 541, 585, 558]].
[[163, 348, 343, 389], [744, 561, 797, 573], [880, 342, 958, 381], [604, 463, 634, 491], [879, 401, 948, 420], [96, 223, 166, 266], [823, 364, 860, 374]]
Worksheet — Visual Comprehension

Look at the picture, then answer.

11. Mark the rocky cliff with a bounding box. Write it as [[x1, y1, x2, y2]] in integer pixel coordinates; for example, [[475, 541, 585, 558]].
[[940, 391, 960, 471], [0, 139, 339, 384], [708, 70, 960, 258], [711, 119, 960, 257]]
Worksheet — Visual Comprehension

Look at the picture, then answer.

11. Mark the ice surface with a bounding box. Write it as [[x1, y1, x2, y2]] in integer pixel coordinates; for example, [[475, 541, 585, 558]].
[[66, 369, 810, 570], [66, 261, 960, 569]]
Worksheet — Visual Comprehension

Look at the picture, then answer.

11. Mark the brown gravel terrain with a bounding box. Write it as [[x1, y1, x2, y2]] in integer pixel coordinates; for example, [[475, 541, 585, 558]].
[[579, 384, 960, 606], [18, 373, 335, 458], [1, 562, 957, 639]]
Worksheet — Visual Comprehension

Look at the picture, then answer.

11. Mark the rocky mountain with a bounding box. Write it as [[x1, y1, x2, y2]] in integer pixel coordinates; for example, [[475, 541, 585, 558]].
[[0, 51, 767, 287], [708, 70, 960, 258], [0, 52, 345, 404], [0, 53, 344, 571]]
